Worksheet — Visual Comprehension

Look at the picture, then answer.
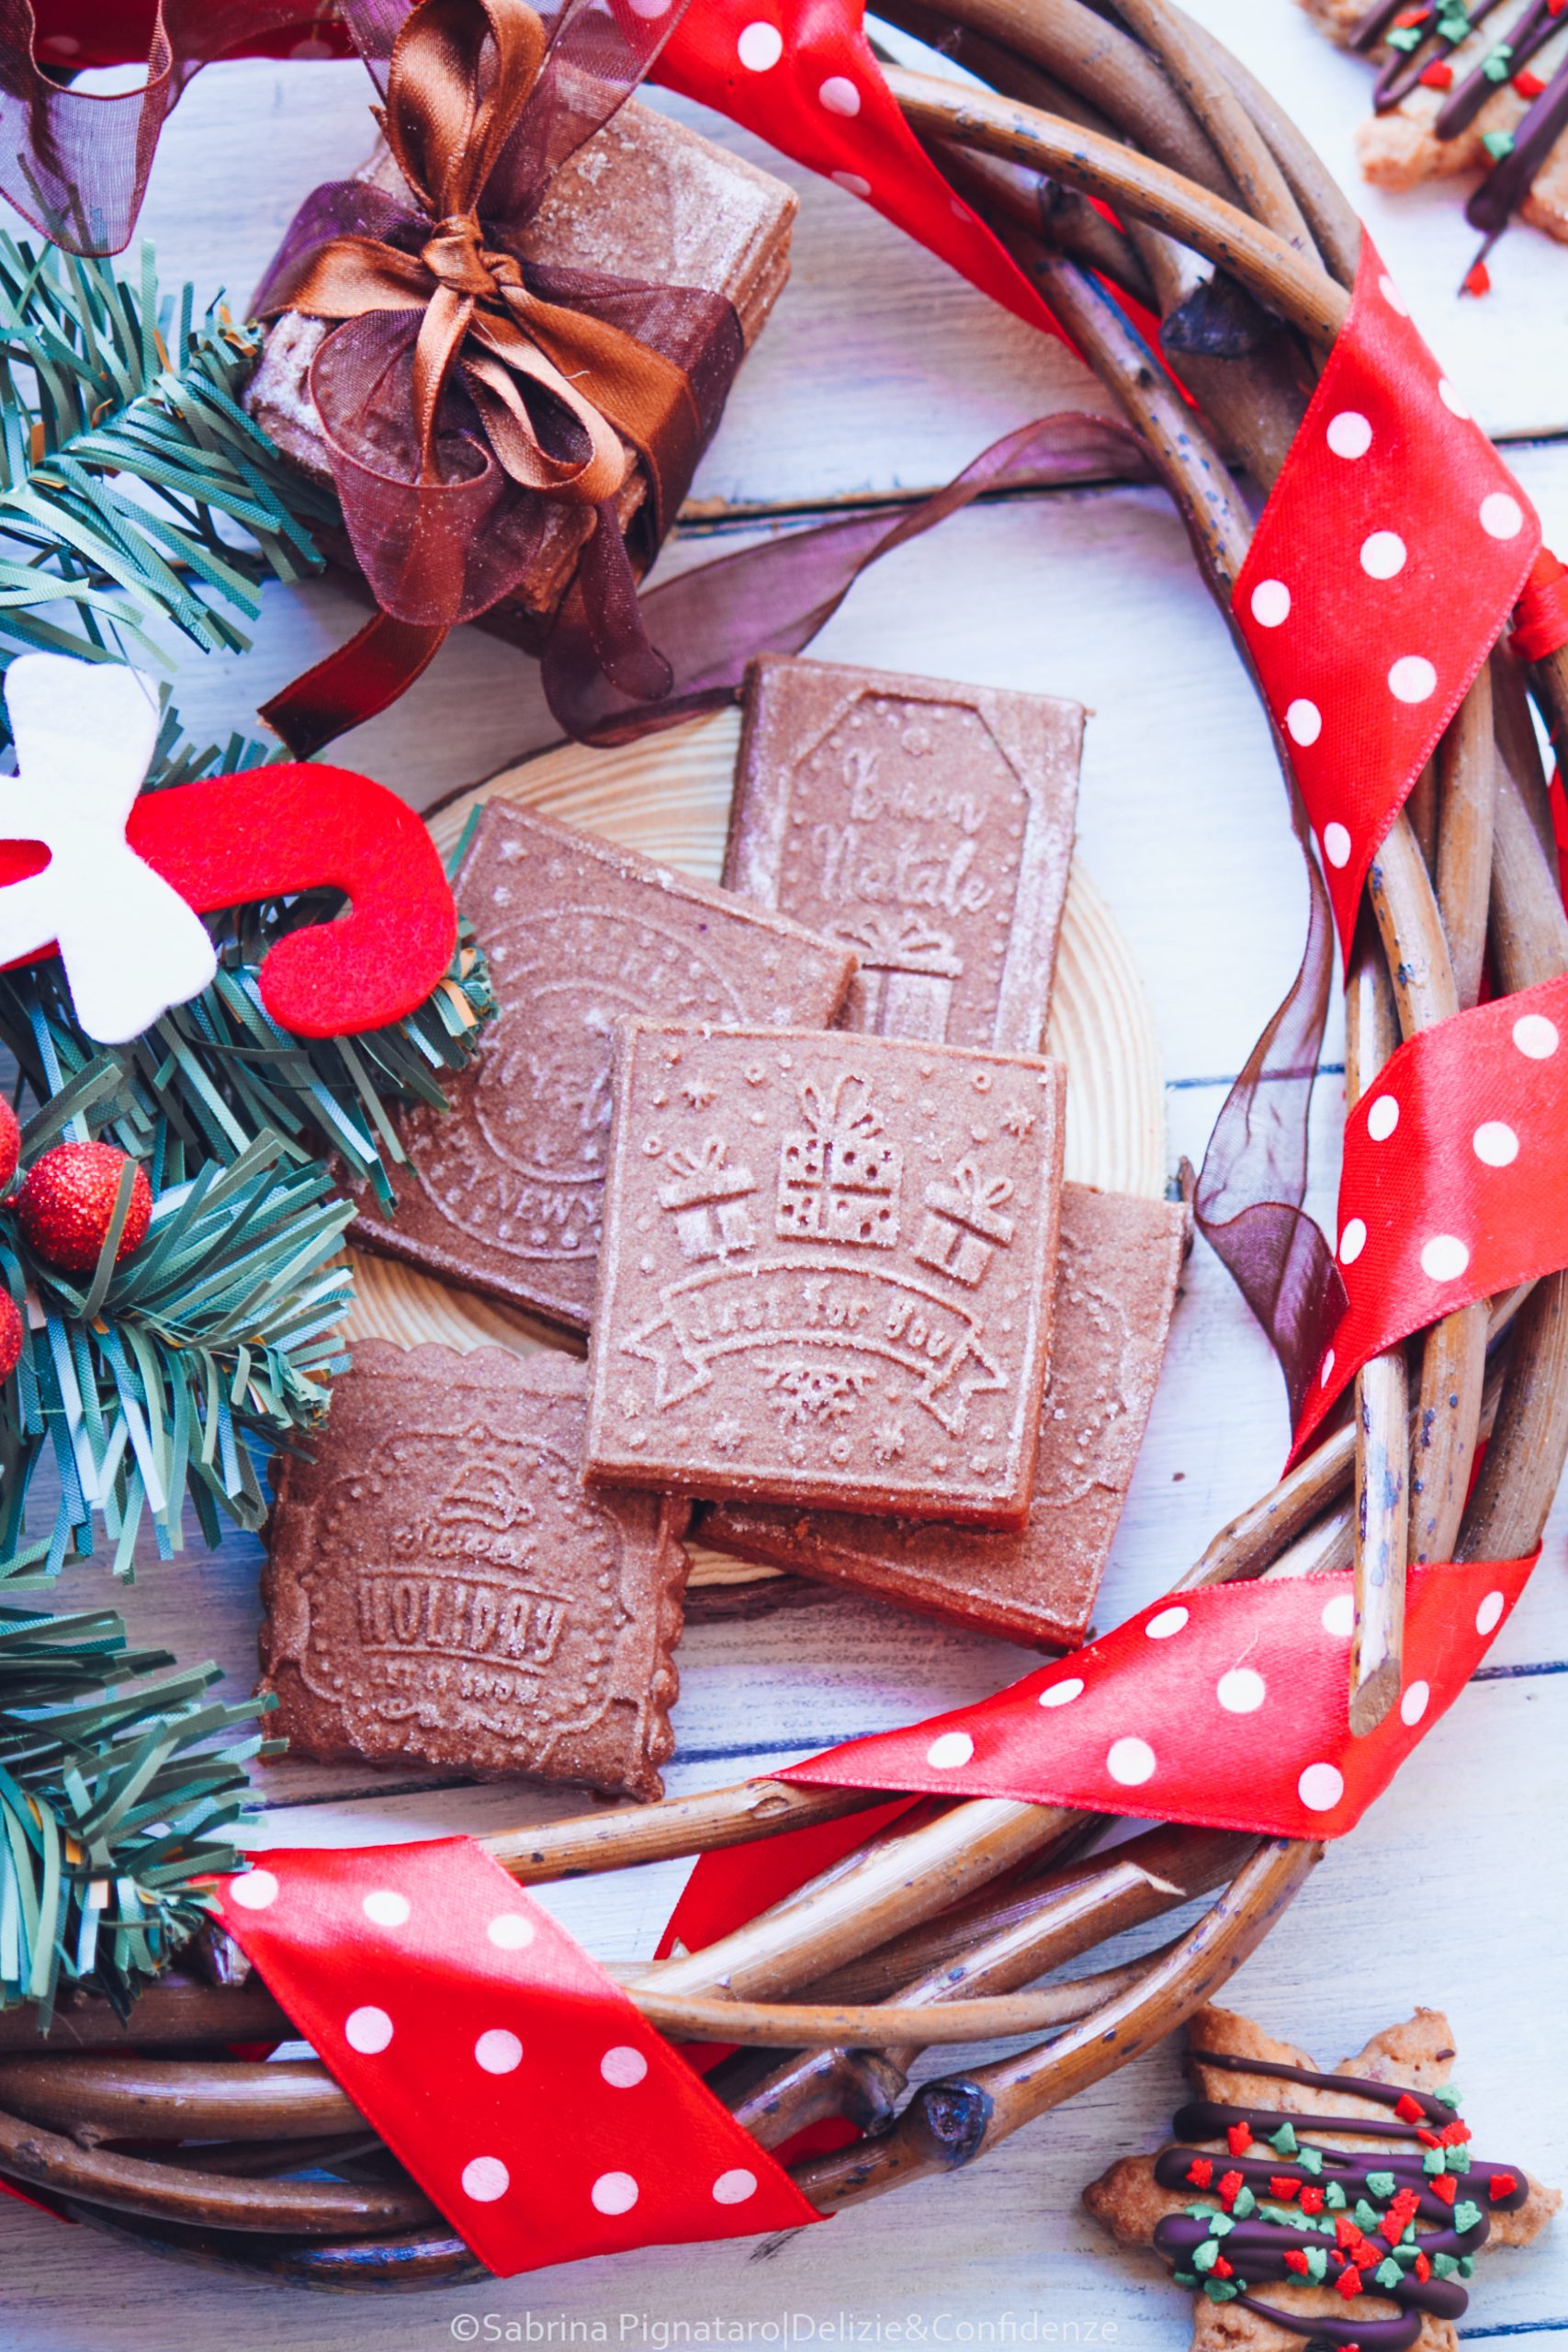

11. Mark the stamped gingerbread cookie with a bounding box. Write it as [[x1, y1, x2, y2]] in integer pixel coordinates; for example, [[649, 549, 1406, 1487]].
[[259, 1341, 689, 1800], [583, 1021, 1066, 1524], [1085, 2003, 1559, 2352], [724, 654, 1082, 1051], [350, 803, 856, 1331]]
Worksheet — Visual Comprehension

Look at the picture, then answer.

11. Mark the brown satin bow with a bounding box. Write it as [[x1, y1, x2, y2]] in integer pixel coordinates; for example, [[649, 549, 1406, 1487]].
[[276, 0, 698, 526]]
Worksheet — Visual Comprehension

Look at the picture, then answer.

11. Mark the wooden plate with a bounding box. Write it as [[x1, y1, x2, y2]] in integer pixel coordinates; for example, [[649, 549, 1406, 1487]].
[[344, 707, 1168, 1589]]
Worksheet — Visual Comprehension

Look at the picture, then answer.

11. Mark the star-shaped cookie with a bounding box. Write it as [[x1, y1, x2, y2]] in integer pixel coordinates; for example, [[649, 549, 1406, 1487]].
[[1085, 2004, 1559, 2352]]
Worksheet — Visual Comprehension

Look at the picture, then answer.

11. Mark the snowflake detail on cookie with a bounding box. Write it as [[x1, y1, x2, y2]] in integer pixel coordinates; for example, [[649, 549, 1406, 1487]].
[[1084, 2004, 1558, 2351]]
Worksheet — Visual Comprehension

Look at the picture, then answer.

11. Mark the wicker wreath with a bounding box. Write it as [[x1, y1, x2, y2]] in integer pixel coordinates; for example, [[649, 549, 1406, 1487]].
[[2, 0, 1566, 2289]]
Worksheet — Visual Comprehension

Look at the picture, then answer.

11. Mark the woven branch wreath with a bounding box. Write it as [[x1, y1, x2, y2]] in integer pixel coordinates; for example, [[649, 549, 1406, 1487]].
[[2, 0, 1566, 2290]]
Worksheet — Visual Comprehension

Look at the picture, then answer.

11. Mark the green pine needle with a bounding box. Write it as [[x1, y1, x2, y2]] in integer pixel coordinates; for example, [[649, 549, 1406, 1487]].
[[0, 1596, 271, 2020], [1, 1119, 356, 1572], [0, 232, 333, 701]]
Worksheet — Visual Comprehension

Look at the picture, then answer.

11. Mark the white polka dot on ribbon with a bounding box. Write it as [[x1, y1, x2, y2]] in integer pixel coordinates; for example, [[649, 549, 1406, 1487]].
[[926, 1730, 975, 1770], [345, 2006, 393, 2054], [818, 75, 860, 115], [1421, 1233, 1470, 1282], [1251, 579, 1291, 628], [592, 2172, 640, 2216], [1145, 1605, 1189, 1639], [1388, 655, 1437, 705], [602, 2045, 649, 2088], [1327, 411, 1372, 459], [1321, 1591, 1355, 1637], [363, 1889, 411, 1928], [487, 1912, 536, 1951], [1360, 530, 1406, 580], [1472, 1120, 1518, 1166], [1107, 1736, 1156, 1787], [1514, 1012, 1558, 1059], [1038, 1677, 1084, 1708], [1216, 1668, 1267, 1714], [1367, 1093, 1399, 1141], [1297, 1761, 1344, 1814], [737, 20, 782, 69], [713, 2169, 759, 2205], [1338, 1216, 1367, 1266], [475, 2029, 523, 2075], [230, 1869, 278, 1911], [463, 2155, 510, 2203]]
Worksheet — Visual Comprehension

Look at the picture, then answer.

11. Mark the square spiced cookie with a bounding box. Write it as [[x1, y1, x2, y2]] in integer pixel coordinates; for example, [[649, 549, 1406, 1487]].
[[584, 1024, 1066, 1525], [725, 654, 1082, 1051], [350, 804, 856, 1332], [260, 1342, 687, 1800]]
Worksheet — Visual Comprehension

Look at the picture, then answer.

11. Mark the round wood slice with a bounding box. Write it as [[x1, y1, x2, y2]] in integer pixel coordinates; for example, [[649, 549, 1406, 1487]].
[[346, 708, 1167, 1589]]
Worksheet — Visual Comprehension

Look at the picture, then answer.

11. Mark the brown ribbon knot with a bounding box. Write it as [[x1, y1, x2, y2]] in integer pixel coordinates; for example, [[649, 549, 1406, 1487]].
[[255, 0, 739, 749]]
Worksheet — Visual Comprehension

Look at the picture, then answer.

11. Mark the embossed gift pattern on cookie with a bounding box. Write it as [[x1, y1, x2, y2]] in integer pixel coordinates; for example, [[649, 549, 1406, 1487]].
[[701, 1186, 1187, 1651], [349, 803, 856, 1330], [724, 656, 1082, 1051], [260, 1343, 688, 1800], [586, 1024, 1066, 1524]]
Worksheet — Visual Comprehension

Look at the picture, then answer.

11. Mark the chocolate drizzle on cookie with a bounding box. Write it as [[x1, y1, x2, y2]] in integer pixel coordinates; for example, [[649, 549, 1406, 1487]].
[[1347, 0, 1568, 287], [1149, 2047, 1529, 2349]]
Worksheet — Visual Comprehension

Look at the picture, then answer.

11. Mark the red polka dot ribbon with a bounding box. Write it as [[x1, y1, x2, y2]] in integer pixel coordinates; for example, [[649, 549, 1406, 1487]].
[[648, 0, 1055, 334], [213, 1837, 819, 2277], [1234, 235, 1540, 963], [775, 1554, 1536, 1841], [1292, 969, 1568, 1459]]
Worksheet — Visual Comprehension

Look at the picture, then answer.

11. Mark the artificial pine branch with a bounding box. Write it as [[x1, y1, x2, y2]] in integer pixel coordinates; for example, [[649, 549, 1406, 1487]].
[[0, 232, 333, 703], [0, 1099, 357, 1573], [0, 1596, 270, 2020]]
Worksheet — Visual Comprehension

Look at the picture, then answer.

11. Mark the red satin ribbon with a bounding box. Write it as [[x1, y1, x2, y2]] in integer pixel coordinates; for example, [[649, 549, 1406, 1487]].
[[1234, 236, 1540, 966], [1293, 968, 1568, 1458], [775, 1555, 1536, 1841], [648, 0, 1055, 335], [215, 1837, 818, 2277]]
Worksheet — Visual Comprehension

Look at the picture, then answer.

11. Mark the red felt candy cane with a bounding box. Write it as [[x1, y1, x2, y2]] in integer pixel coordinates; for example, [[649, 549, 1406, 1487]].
[[0, 650, 456, 1042]]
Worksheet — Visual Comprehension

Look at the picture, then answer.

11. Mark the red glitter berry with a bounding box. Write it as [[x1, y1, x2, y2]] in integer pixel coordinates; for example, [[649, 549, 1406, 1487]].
[[1301, 2186, 1325, 2215], [1187, 2159, 1213, 2188], [0, 1099, 17, 1194], [1432, 2174, 1458, 2207], [0, 1291, 22, 1382], [1284, 2250, 1311, 2277], [1414, 2253, 1432, 2284], [1226, 2123, 1252, 2156], [1515, 68, 1547, 97], [1394, 2093, 1425, 2124], [1464, 259, 1493, 298], [1491, 2172, 1519, 2200], [1269, 2176, 1300, 2200], [1337, 2267, 1364, 2301], [1419, 59, 1454, 86], [16, 1142, 152, 1275], [1218, 2169, 1245, 2207], [1440, 2119, 1472, 2146]]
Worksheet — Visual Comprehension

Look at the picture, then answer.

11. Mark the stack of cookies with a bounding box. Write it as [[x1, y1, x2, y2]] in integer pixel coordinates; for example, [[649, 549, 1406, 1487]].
[[258, 659, 1187, 1803]]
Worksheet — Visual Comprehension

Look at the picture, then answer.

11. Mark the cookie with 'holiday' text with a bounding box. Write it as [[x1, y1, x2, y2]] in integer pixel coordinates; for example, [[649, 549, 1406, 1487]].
[[260, 1341, 688, 1800]]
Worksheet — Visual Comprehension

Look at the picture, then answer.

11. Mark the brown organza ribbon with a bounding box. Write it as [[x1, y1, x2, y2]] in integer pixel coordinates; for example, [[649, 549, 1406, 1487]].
[[253, 0, 741, 729]]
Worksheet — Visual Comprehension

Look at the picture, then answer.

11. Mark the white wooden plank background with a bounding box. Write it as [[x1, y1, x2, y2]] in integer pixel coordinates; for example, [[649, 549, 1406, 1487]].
[[6, 7, 1568, 2345]]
